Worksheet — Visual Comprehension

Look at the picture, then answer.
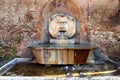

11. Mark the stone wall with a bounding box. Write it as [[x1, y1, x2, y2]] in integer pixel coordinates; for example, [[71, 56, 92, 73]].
[[0, 0, 120, 58], [88, 0, 120, 56]]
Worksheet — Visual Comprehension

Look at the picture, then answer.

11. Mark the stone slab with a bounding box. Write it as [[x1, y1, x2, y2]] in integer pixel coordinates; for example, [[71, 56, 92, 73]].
[[0, 76, 120, 80]]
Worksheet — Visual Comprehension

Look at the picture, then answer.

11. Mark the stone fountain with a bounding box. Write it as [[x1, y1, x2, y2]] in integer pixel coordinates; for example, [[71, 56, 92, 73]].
[[28, 0, 102, 65], [29, 13, 98, 64]]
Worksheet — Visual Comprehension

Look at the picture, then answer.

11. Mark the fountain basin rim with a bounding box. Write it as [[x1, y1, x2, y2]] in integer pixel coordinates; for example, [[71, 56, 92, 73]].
[[29, 44, 97, 50], [0, 58, 32, 76]]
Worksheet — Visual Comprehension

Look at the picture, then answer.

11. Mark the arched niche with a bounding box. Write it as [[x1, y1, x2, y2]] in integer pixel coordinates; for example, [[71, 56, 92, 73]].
[[40, 0, 81, 44], [43, 0, 80, 20]]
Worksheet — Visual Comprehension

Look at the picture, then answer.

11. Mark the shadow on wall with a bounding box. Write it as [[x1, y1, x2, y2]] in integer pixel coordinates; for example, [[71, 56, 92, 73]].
[[109, 1, 120, 26]]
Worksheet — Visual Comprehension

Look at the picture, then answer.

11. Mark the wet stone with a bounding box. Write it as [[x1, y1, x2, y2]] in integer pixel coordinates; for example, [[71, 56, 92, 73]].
[[3, 62, 120, 77]]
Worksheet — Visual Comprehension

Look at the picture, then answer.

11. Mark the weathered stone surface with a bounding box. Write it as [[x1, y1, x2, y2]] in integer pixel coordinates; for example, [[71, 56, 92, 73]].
[[0, 0, 120, 57], [1, 76, 120, 80]]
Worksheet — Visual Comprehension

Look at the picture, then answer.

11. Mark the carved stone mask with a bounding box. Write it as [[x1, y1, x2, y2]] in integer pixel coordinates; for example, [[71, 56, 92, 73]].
[[49, 13, 76, 38]]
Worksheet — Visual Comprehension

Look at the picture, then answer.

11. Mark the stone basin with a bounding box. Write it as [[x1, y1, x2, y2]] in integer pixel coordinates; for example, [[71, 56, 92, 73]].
[[29, 43, 97, 64], [4, 62, 119, 77]]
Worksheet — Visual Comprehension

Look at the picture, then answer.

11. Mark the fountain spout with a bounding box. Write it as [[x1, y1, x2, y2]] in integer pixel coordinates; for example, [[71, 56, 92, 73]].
[[60, 31, 66, 44]]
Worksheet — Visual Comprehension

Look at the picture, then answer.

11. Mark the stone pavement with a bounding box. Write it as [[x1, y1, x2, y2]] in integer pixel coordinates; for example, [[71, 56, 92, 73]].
[[0, 76, 120, 80]]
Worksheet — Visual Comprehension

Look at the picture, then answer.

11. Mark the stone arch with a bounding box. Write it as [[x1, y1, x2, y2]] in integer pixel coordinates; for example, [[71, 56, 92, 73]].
[[43, 0, 81, 20]]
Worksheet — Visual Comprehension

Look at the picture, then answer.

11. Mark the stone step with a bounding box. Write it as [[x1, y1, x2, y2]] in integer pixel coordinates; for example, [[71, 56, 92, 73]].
[[0, 76, 120, 80]]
